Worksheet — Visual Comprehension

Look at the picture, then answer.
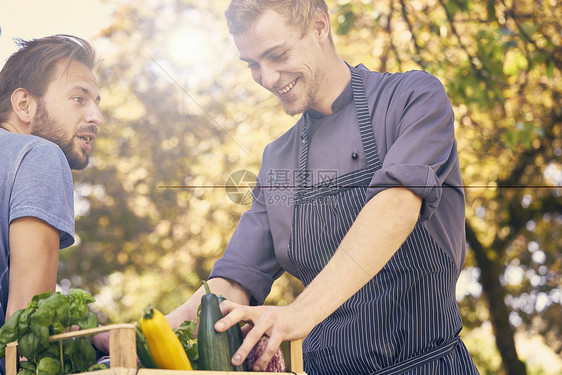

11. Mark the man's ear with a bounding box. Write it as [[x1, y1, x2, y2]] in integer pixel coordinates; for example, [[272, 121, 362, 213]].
[[10, 88, 37, 125], [312, 9, 331, 42]]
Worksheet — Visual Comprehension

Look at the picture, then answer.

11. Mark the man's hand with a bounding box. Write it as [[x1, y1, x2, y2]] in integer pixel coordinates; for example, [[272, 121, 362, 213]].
[[216, 300, 314, 371], [91, 331, 110, 355], [215, 187, 421, 371]]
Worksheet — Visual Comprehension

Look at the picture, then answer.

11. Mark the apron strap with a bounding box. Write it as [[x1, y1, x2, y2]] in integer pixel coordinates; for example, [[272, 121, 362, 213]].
[[350, 67, 382, 171], [296, 118, 310, 188], [296, 66, 382, 189], [371, 336, 461, 375]]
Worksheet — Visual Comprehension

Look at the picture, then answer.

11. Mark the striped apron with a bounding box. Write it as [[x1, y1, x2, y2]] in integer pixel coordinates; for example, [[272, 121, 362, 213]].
[[287, 68, 479, 374]]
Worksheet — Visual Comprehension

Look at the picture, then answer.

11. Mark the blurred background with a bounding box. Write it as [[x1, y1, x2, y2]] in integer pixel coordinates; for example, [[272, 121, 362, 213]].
[[1, 0, 560, 374]]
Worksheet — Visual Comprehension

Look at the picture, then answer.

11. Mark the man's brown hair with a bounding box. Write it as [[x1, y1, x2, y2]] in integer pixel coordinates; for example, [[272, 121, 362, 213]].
[[0, 34, 96, 124]]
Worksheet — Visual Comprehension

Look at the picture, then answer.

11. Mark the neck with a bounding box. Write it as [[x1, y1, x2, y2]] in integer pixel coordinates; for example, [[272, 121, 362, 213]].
[[1, 119, 29, 134], [310, 57, 351, 116]]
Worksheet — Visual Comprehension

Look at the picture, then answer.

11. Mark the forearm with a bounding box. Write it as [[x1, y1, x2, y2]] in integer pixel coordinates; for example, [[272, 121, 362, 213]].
[[166, 277, 250, 328], [291, 187, 422, 327], [7, 217, 59, 319]]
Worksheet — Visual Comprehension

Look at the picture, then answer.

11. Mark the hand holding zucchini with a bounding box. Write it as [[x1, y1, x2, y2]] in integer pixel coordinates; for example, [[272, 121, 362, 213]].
[[199, 281, 286, 372], [218, 295, 246, 371]]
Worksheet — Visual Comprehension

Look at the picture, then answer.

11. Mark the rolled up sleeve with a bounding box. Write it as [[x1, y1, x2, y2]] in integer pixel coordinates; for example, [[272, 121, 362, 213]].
[[210, 163, 283, 305], [366, 71, 457, 221]]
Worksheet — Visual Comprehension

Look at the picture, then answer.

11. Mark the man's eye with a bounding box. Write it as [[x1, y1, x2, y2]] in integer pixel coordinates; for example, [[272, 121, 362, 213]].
[[271, 53, 286, 61], [73, 97, 83, 103]]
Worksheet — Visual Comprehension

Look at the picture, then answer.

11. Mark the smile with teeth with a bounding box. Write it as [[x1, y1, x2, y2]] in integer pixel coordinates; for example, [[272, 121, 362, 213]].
[[79, 136, 91, 144], [278, 79, 296, 95]]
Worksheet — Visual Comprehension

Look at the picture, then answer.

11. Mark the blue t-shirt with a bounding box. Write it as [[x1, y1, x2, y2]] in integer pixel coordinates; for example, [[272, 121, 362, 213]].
[[0, 128, 75, 329]]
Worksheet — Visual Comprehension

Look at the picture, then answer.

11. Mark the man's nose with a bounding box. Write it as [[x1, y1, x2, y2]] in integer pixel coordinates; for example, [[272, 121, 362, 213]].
[[260, 64, 280, 90], [86, 104, 104, 126]]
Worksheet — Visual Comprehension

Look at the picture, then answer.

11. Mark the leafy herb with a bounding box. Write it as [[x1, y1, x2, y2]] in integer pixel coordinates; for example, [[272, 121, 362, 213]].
[[0, 289, 99, 374], [174, 318, 199, 369]]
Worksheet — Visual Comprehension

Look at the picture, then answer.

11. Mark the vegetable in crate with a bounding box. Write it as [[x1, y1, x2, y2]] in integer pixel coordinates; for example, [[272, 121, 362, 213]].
[[197, 280, 235, 371], [218, 295, 246, 371], [135, 323, 158, 368], [174, 318, 199, 369], [0, 289, 100, 374], [140, 304, 193, 370], [246, 336, 286, 372]]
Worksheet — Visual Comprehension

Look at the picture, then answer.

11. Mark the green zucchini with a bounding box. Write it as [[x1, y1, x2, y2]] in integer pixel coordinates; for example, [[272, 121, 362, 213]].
[[197, 281, 235, 371], [135, 322, 159, 368], [218, 296, 246, 371]]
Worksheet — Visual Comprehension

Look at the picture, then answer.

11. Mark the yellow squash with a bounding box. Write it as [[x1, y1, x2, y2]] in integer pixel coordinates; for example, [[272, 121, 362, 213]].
[[140, 304, 193, 370]]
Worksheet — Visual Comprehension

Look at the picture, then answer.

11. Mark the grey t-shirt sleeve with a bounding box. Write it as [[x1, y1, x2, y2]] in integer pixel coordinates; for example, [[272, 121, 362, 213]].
[[366, 71, 457, 221], [209, 151, 283, 305], [10, 142, 75, 248]]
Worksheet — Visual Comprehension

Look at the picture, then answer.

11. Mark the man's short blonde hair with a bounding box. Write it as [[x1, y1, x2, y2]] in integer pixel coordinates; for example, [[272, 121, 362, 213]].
[[225, 0, 333, 44]]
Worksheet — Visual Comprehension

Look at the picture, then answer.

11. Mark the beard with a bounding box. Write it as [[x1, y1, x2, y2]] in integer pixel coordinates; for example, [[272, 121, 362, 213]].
[[281, 70, 321, 116], [30, 99, 91, 170]]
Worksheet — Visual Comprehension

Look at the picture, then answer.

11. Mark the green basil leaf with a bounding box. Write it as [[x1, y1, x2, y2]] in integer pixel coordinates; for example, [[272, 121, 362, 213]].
[[0, 309, 23, 343], [45, 342, 61, 358], [37, 356, 61, 375], [28, 291, 51, 309], [30, 307, 54, 327], [19, 360, 36, 371], [30, 322, 50, 348], [18, 307, 34, 337], [38, 293, 70, 322], [62, 338, 77, 356], [77, 337, 96, 364], [75, 312, 99, 330], [17, 331, 41, 360], [68, 289, 95, 321]]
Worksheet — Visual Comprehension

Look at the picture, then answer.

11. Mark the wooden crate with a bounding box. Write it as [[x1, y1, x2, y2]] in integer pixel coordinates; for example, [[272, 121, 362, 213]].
[[5, 324, 305, 375]]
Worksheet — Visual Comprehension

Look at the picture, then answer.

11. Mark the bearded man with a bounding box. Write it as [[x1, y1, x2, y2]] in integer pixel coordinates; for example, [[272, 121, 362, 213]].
[[0, 35, 103, 372]]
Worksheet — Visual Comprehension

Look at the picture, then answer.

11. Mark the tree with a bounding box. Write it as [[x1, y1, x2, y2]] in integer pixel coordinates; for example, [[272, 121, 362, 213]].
[[61, 0, 302, 323], [58, 0, 560, 374]]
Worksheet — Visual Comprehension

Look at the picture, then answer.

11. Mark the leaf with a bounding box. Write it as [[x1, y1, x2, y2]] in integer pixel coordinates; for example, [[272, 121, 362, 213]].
[[19, 361, 36, 371], [71, 337, 97, 371], [17, 331, 42, 360], [75, 312, 99, 330], [18, 307, 34, 337], [175, 319, 199, 367], [69, 289, 95, 305], [0, 309, 23, 344], [546, 60, 555, 78], [28, 291, 52, 309], [29, 321, 50, 348], [62, 338, 77, 356], [520, 23, 538, 37], [38, 292, 70, 322], [336, 3, 354, 36], [31, 305, 55, 327], [68, 289, 95, 321], [37, 356, 61, 375]]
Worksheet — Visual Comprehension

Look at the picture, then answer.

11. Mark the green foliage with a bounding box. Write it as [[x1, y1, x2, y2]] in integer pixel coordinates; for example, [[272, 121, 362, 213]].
[[0, 290, 100, 374], [175, 319, 199, 369]]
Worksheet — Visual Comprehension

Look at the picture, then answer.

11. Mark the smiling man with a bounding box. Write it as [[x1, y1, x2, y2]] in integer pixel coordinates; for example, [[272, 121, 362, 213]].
[[166, 1, 480, 374], [0, 34, 102, 368]]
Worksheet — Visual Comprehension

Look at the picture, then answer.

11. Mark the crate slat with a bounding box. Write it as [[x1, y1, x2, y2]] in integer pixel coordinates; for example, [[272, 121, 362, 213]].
[[5, 324, 306, 374]]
